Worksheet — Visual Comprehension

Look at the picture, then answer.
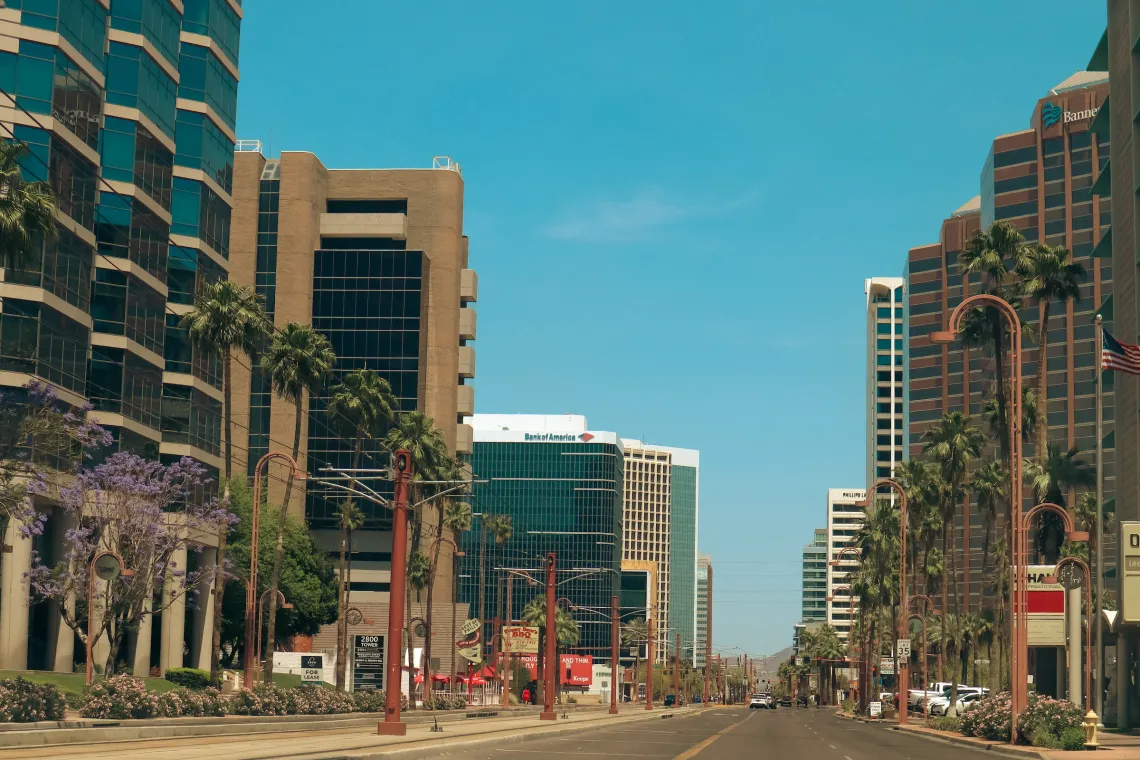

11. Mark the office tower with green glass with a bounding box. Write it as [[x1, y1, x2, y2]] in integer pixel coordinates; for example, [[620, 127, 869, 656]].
[[0, 0, 242, 672], [460, 414, 623, 660], [801, 528, 828, 623]]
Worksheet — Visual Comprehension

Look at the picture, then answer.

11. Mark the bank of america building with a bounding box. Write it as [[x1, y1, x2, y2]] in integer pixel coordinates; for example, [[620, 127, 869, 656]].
[[458, 415, 623, 660]]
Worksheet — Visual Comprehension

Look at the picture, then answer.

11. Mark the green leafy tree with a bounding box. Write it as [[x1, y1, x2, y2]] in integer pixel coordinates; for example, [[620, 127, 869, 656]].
[[259, 322, 335, 679], [1016, 243, 1086, 458], [522, 597, 580, 704], [220, 478, 338, 668], [183, 279, 271, 683], [326, 369, 398, 688], [621, 618, 649, 702], [442, 498, 472, 682], [0, 140, 55, 270], [1024, 442, 1096, 563]]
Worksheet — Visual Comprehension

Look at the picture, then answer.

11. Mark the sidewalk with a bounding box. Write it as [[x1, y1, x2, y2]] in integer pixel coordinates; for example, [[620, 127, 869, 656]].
[[0, 706, 699, 760], [891, 719, 1140, 758]]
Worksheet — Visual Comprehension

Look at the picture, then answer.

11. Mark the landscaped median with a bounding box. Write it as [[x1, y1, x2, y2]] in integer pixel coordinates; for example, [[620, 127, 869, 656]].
[[844, 692, 1094, 758]]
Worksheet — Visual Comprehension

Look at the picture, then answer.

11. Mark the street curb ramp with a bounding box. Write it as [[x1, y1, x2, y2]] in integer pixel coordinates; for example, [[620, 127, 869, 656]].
[[315, 710, 694, 760]]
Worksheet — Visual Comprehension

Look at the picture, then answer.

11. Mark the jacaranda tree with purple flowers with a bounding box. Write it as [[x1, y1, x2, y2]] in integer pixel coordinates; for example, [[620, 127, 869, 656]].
[[24, 453, 236, 675], [0, 380, 111, 553]]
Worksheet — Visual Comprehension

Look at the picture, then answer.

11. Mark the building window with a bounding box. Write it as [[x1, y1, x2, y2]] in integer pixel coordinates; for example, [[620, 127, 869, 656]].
[[13, 125, 98, 232], [167, 245, 223, 305], [7, 0, 107, 68], [0, 299, 87, 393], [177, 43, 238, 130], [104, 41, 177, 139], [182, 0, 241, 68], [172, 177, 230, 258], [96, 194, 170, 284], [0, 41, 103, 150], [174, 110, 234, 193], [109, 0, 181, 69], [88, 346, 162, 430], [6, 224, 93, 312], [100, 116, 174, 210], [161, 384, 221, 455]]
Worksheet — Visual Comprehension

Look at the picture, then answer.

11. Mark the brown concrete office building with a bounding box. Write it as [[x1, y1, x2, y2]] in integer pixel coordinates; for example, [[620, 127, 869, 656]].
[[228, 149, 477, 662], [905, 73, 1113, 617]]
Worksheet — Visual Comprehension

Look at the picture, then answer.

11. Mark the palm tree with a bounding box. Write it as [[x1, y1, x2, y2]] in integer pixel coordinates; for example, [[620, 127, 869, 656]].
[[183, 279, 271, 684], [970, 459, 1007, 618], [259, 323, 335, 679], [522, 597, 579, 704], [442, 499, 472, 686], [621, 618, 649, 702], [895, 458, 940, 598], [959, 221, 1027, 466], [406, 550, 431, 708], [923, 412, 984, 619], [0, 140, 55, 271], [1016, 243, 1086, 459], [805, 625, 845, 706], [479, 514, 513, 631], [326, 369, 398, 689], [1073, 491, 1113, 559], [1024, 442, 1096, 563]]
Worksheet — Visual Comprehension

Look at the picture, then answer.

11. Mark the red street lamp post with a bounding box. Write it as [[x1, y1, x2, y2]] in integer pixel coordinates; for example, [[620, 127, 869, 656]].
[[378, 449, 412, 736], [541, 552, 557, 721], [86, 551, 135, 687], [255, 589, 293, 682], [1046, 557, 1093, 711], [826, 586, 855, 707], [932, 294, 1023, 731], [246, 452, 307, 688]]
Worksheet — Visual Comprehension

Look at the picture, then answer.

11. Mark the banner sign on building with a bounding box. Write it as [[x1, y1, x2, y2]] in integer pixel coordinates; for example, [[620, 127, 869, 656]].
[[1026, 564, 1065, 646], [352, 635, 384, 692], [1122, 522, 1140, 624], [503, 626, 540, 654]]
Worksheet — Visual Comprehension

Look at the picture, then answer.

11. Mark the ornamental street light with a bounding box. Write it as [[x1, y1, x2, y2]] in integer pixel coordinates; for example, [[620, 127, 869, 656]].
[[255, 589, 293, 683], [933, 293, 1024, 735], [87, 551, 135, 686], [1045, 556, 1093, 712], [247, 452, 307, 689]]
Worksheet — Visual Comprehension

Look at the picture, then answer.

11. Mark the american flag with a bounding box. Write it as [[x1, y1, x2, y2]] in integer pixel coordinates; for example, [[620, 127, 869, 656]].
[[1103, 330, 1140, 375]]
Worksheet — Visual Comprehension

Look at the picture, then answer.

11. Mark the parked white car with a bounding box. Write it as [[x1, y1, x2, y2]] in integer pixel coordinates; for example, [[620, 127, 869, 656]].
[[908, 682, 969, 708], [929, 690, 986, 716]]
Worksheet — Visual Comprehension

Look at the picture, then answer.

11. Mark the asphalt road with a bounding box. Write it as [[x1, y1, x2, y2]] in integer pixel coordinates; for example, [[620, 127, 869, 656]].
[[428, 706, 994, 759]]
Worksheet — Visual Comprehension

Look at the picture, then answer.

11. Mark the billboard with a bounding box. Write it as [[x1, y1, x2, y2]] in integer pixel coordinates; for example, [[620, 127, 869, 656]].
[[1122, 522, 1140, 624], [503, 626, 540, 654], [513, 654, 595, 686]]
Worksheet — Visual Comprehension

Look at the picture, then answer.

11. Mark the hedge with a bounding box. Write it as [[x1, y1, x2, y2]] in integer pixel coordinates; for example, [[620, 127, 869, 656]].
[[78, 675, 414, 719], [164, 668, 211, 690]]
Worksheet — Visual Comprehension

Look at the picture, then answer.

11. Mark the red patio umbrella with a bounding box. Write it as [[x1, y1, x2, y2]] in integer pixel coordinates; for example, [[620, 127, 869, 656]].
[[468, 675, 488, 686]]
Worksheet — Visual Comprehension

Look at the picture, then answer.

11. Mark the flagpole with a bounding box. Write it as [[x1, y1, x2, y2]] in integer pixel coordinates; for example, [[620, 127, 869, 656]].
[[1095, 313, 1105, 722]]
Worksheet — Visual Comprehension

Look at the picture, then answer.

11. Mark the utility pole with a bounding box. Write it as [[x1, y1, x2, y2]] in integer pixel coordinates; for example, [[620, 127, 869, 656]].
[[541, 552, 557, 721], [610, 596, 619, 715], [502, 575, 512, 709], [704, 564, 712, 704], [645, 611, 655, 711], [674, 633, 680, 706], [378, 450, 411, 736]]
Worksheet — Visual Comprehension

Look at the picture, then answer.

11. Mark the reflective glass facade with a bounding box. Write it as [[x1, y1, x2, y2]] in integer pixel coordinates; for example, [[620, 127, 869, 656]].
[[801, 528, 827, 623], [305, 248, 423, 530], [0, 0, 239, 474], [668, 464, 696, 664], [458, 439, 624, 660]]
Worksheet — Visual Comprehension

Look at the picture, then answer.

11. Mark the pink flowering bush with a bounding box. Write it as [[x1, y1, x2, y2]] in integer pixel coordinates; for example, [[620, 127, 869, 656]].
[[154, 687, 226, 718], [79, 675, 156, 719], [0, 678, 67, 722], [960, 692, 1011, 742], [227, 684, 288, 716], [283, 686, 355, 715], [352, 691, 386, 713], [1016, 692, 1083, 745]]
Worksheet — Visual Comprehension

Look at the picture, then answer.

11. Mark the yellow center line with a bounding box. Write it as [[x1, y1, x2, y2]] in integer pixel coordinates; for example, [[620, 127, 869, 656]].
[[672, 713, 753, 760]]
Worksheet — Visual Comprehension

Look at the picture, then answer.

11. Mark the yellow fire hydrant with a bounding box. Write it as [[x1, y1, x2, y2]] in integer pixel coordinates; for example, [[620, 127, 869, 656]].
[[1082, 710, 1100, 750]]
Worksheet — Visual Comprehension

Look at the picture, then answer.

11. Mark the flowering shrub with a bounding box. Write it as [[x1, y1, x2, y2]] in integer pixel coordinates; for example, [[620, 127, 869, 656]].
[[227, 684, 287, 716], [352, 691, 386, 713], [154, 688, 226, 718], [284, 686, 355, 715], [79, 675, 156, 719], [0, 678, 67, 722], [1016, 692, 1083, 745], [960, 692, 1011, 742]]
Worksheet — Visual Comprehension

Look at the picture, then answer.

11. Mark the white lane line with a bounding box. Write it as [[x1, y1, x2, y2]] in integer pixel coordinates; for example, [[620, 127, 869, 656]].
[[845, 756, 854, 760], [829, 744, 837, 749]]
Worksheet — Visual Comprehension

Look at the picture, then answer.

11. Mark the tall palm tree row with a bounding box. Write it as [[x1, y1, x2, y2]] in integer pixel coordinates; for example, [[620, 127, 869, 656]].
[[260, 323, 336, 679], [183, 280, 272, 684], [326, 369, 398, 689]]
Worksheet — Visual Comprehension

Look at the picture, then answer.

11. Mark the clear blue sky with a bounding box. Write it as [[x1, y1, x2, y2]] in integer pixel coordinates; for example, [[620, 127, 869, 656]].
[[237, 1, 1106, 657]]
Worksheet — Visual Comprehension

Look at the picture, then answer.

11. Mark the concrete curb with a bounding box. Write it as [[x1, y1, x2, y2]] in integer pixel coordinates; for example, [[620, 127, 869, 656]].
[[889, 723, 1050, 760], [302, 709, 700, 760], [0, 709, 546, 748]]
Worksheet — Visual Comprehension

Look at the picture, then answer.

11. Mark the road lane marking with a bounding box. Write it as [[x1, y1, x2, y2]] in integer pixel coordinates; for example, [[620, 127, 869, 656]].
[[829, 744, 837, 749], [845, 756, 854, 760], [672, 713, 753, 760]]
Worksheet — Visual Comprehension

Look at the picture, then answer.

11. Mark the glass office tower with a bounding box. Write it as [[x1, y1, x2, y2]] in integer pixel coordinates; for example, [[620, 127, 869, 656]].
[[459, 415, 623, 660]]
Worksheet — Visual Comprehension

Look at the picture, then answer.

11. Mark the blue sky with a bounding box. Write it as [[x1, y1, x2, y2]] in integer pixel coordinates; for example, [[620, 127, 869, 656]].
[[237, 1, 1106, 657]]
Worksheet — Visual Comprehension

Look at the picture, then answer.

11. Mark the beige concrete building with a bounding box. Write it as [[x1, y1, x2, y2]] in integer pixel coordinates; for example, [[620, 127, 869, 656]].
[[228, 149, 476, 663]]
